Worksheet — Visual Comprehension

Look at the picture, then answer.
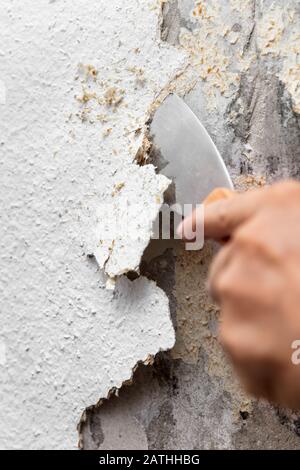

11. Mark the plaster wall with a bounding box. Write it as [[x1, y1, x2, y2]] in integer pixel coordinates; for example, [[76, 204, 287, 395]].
[[82, 0, 300, 450], [1, 0, 300, 450]]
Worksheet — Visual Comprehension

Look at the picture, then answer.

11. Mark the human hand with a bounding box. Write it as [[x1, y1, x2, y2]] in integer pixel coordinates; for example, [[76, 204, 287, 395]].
[[178, 180, 300, 408]]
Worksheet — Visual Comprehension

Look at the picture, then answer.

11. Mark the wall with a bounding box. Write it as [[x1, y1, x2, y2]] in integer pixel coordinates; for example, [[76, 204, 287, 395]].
[[81, 0, 300, 450], [0, 0, 184, 449]]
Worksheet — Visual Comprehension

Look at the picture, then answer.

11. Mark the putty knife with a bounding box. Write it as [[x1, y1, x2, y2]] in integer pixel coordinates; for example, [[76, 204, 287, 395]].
[[143, 94, 233, 261], [150, 94, 233, 214]]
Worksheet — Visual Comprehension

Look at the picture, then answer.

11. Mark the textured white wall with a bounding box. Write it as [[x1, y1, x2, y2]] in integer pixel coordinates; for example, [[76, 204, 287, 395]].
[[0, 0, 185, 449], [80, 0, 300, 451]]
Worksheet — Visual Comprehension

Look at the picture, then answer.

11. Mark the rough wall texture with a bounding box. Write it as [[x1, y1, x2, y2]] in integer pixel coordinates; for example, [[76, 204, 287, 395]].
[[1, 0, 299, 450], [81, 0, 300, 450], [0, 0, 184, 449]]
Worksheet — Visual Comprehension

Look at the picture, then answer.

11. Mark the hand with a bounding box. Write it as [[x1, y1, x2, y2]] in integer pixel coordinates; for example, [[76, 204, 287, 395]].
[[178, 180, 300, 408]]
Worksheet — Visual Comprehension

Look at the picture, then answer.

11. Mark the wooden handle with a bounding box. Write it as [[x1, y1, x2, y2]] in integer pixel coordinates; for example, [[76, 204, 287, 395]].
[[204, 188, 235, 243], [204, 188, 235, 206]]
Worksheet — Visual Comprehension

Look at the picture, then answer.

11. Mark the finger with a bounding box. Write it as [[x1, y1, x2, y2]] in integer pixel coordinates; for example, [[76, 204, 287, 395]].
[[204, 187, 267, 240], [177, 185, 269, 242], [219, 314, 278, 399], [208, 242, 234, 302], [176, 187, 234, 241], [177, 186, 265, 242], [176, 204, 203, 241], [177, 188, 233, 241]]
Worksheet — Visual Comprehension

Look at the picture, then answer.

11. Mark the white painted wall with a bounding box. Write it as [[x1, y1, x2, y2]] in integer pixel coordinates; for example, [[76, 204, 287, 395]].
[[0, 0, 185, 449]]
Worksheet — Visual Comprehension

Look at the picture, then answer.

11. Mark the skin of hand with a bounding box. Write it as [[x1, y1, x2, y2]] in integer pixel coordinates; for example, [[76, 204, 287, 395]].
[[177, 180, 300, 409]]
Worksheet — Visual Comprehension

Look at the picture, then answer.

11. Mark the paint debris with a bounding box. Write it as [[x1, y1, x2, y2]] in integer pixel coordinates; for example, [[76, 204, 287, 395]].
[[104, 87, 125, 108], [234, 175, 266, 190], [178, 0, 251, 109], [111, 182, 125, 196], [78, 63, 98, 81], [166, 1, 299, 117], [76, 88, 97, 104], [102, 127, 112, 138], [127, 66, 146, 87]]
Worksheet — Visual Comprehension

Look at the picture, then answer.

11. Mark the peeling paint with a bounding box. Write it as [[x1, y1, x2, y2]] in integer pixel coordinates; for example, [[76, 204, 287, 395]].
[[2, 0, 300, 450], [177, 0, 256, 110], [71, 3, 186, 280], [93, 163, 171, 278], [0, 0, 182, 449], [81, 0, 300, 451], [159, 0, 299, 118]]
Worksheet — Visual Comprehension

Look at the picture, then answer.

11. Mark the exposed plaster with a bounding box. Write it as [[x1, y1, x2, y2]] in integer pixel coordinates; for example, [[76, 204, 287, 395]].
[[173, 243, 253, 418], [177, 0, 257, 110], [159, 0, 299, 118], [256, 4, 300, 114], [80, 0, 300, 450]]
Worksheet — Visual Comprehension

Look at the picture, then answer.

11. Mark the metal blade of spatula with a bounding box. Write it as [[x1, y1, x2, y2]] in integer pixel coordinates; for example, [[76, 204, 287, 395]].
[[143, 94, 233, 262], [150, 94, 233, 214]]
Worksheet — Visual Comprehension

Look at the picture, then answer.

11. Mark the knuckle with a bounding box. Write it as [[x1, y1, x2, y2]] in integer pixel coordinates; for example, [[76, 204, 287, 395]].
[[213, 273, 235, 299], [233, 226, 252, 246], [234, 222, 266, 252]]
